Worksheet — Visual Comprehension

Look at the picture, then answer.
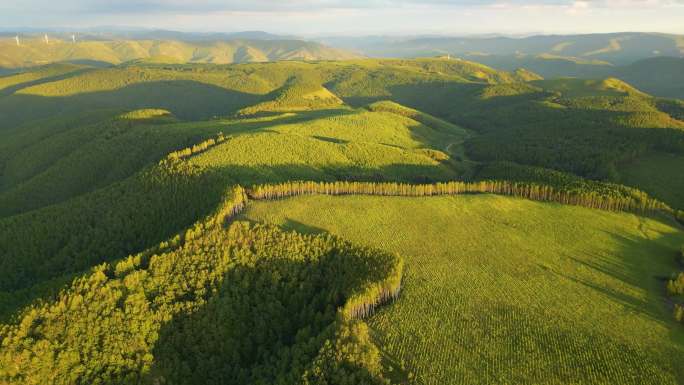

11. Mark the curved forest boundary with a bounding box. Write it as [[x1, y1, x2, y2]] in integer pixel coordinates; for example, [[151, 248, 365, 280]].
[[246, 180, 675, 218]]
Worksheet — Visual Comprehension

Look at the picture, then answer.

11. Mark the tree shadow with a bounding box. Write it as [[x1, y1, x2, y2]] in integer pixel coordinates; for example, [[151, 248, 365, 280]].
[[312, 135, 349, 144], [0, 80, 265, 130], [0, 108, 356, 218], [543, 226, 684, 346], [280, 218, 328, 234], [0, 67, 97, 97], [144, 233, 391, 385]]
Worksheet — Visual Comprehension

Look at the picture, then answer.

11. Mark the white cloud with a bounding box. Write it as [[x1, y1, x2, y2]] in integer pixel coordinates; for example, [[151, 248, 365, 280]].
[[1, 0, 682, 34]]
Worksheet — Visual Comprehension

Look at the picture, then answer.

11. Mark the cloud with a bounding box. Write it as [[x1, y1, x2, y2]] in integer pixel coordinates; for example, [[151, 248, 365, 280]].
[[1, 0, 682, 34], [6, 0, 682, 15]]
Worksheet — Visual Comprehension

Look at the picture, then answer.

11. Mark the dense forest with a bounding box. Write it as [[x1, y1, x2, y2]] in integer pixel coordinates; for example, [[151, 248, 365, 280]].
[[1, 57, 684, 384], [0, 202, 403, 384]]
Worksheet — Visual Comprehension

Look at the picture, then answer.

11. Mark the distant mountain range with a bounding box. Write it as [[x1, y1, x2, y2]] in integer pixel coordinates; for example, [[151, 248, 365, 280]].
[[461, 55, 684, 99], [2, 30, 682, 99], [0, 35, 361, 69], [322, 32, 684, 65], [321, 32, 684, 99]]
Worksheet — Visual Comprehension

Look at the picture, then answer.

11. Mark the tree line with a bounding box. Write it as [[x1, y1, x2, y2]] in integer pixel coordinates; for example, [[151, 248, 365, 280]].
[[669, 246, 684, 324], [166, 132, 228, 160], [248, 180, 672, 216]]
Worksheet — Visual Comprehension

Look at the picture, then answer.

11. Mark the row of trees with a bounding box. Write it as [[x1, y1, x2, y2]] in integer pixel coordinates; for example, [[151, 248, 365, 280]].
[[166, 132, 228, 160], [248, 180, 671, 215], [667, 246, 684, 324]]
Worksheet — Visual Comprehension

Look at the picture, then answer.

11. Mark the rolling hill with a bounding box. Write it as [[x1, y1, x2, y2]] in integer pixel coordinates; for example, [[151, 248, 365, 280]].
[[1, 57, 684, 384], [0, 37, 361, 69], [323, 33, 684, 100], [244, 193, 684, 385], [462, 55, 684, 100], [326, 32, 684, 65]]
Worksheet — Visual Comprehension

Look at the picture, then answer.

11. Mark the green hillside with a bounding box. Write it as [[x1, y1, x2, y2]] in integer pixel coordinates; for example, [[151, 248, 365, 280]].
[[0, 102, 468, 299], [0, 37, 361, 69], [462, 54, 684, 100], [1, 57, 684, 385], [244, 194, 684, 384]]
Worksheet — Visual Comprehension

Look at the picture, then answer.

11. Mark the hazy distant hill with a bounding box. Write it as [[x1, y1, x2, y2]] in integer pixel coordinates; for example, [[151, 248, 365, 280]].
[[462, 54, 684, 99], [0, 37, 361, 69], [612, 57, 684, 99], [325, 32, 684, 65], [0, 29, 296, 41]]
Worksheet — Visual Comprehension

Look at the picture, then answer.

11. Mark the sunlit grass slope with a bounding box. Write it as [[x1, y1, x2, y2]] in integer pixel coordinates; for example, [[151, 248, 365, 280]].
[[185, 107, 465, 185], [0, 112, 287, 216], [244, 194, 684, 385], [620, 153, 684, 210], [0, 102, 467, 218], [0, 63, 91, 95]]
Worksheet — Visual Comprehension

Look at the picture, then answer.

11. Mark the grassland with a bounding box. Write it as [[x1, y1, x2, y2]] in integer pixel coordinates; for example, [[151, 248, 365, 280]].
[[619, 153, 684, 210], [244, 194, 684, 385], [182, 106, 466, 185]]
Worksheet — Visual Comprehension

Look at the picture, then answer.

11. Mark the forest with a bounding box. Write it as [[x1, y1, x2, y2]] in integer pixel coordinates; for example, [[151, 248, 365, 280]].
[[1, 55, 684, 384]]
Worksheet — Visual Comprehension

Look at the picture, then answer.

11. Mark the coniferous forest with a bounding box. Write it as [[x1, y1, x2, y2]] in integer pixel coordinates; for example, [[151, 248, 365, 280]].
[[2, 10, 684, 384]]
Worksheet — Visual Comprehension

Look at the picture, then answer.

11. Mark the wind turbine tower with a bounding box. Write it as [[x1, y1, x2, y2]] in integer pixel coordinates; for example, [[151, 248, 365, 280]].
[[15, 35, 20, 46], [72, 34, 76, 43], [44, 34, 49, 44]]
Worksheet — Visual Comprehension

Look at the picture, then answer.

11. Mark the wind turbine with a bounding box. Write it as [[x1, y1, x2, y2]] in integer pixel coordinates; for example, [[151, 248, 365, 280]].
[[15, 35, 20, 46], [72, 34, 76, 44], [44, 34, 49, 44]]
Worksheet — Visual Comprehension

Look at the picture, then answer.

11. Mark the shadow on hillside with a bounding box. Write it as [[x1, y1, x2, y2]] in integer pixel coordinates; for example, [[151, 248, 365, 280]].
[[143, 241, 385, 385], [342, 80, 684, 183], [312, 135, 349, 144], [336, 81, 483, 114], [0, 108, 356, 219], [0, 67, 97, 97], [279, 218, 328, 235], [551, 227, 684, 326], [215, 162, 460, 188], [0, 80, 265, 130]]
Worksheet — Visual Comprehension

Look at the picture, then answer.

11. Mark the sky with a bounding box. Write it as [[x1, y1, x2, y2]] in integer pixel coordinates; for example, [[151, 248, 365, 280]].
[[2, 0, 684, 36]]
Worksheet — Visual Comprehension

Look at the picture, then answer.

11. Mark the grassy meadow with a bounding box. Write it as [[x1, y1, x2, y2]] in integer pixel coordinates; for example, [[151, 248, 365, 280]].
[[185, 107, 468, 185], [244, 194, 684, 384]]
